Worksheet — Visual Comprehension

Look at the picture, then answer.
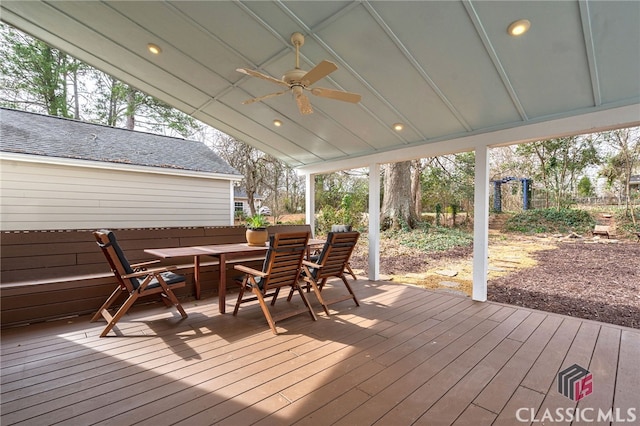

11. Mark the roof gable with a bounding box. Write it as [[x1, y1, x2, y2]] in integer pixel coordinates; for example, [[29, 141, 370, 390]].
[[0, 108, 240, 176]]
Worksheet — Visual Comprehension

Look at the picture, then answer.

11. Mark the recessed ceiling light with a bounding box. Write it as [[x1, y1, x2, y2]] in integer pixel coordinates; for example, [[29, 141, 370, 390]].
[[147, 43, 162, 54], [273, 119, 282, 127], [508, 19, 531, 36], [393, 123, 404, 131]]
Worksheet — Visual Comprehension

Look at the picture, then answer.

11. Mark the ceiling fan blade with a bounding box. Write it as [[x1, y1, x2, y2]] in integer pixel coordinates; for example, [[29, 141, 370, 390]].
[[242, 89, 290, 105], [295, 92, 314, 115], [311, 87, 362, 103], [236, 68, 290, 88], [301, 60, 338, 86]]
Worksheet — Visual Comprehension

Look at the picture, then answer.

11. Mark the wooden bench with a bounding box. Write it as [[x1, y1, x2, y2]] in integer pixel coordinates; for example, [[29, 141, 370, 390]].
[[1, 224, 312, 327]]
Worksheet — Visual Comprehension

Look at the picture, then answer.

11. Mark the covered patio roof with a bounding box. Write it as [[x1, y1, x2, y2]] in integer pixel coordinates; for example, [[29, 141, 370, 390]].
[[1, 1, 638, 173], [1, 1, 639, 299]]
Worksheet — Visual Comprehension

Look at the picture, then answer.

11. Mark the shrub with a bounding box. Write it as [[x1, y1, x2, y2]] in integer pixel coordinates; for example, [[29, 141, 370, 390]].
[[384, 224, 473, 253], [613, 208, 640, 237], [315, 205, 365, 235], [504, 208, 595, 234]]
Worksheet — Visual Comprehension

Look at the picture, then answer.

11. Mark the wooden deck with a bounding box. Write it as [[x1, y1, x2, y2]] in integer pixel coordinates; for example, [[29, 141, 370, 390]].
[[2, 280, 638, 426]]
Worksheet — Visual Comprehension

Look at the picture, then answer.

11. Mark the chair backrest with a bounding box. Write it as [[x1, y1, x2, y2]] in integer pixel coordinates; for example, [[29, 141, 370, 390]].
[[261, 231, 309, 291], [313, 231, 359, 279], [93, 229, 139, 290]]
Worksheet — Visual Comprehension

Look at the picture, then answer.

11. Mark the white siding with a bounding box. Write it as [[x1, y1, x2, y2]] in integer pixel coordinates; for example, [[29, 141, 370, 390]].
[[0, 159, 233, 231]]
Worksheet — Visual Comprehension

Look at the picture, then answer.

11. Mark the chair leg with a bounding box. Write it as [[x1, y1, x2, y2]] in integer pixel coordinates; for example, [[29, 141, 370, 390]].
[[252, 287, 278, 335], [271, 287, 281, 306], [345, 262, 357, 280], [159, 293, 174, 307], [318, 278, 327, 292], [286, 280, 306, 302], [305, 277, 330, 316], [163, 288, 188, 319], [99, 292, 139, 337], [91, 286, 122, 322], [156, 278, 188, 319], [286, 286, 294, 302], [233, 277, 249, 316], [295, 283, 319, 321], [340, 274, 360, 306]]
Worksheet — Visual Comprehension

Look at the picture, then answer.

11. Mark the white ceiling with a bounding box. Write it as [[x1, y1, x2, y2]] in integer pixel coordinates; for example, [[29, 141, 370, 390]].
[[2, 1, 639, 174]]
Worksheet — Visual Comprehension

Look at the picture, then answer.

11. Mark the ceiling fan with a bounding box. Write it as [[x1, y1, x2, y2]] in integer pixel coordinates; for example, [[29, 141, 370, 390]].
[[236, 32, 361, 115]]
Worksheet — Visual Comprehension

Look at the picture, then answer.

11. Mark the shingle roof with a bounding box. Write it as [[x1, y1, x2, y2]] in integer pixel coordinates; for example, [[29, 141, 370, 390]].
[[233, 187, 263, 200], [0, 108, 240, 176]]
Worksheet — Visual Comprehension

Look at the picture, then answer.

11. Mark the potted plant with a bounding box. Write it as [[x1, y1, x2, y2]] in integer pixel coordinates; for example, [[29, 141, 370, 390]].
[[245, 213, 269, 246]]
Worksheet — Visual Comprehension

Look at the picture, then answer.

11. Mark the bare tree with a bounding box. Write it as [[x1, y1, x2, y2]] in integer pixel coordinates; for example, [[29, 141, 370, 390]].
[[210, 133, 270, 216], [516, 136, 599, 209], [600, 127, 640, 223]]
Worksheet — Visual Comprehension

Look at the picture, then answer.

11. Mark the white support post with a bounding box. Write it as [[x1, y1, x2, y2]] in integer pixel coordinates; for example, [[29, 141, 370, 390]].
[[472, 145, 490, 301], [305, 173, 315, 237], [368, 163, 380, 280]]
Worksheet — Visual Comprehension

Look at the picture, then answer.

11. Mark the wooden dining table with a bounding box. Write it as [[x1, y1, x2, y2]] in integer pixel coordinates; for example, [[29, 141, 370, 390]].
[[144, 239, 325, 314]]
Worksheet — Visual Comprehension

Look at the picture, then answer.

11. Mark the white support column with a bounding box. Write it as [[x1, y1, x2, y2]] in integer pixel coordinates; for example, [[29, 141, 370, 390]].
[[472, 145, 490, 301], [368, 163, 380, 280], [305, 173, 315, 237]]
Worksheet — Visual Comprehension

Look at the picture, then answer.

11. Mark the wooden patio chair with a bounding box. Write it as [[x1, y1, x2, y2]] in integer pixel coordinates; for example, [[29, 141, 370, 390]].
[[92, 230, 187, 337], [233, 231, 316, 334], [331, 224, 358, 280], [293, 230, 360, 316]]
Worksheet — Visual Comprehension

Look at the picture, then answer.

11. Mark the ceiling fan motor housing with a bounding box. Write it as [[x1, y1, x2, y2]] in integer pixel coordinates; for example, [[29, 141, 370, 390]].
[[283, 68, 308, 86]]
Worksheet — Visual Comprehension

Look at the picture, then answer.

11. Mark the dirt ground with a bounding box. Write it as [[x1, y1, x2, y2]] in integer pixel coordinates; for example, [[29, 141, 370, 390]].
[[349, 233, 640, 329]]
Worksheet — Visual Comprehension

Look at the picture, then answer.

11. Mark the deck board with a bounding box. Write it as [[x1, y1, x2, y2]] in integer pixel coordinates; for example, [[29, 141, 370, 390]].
[[575, 326, 620, 426], [473, 314, 564, 414], [1, 280, 638, 426], [519, 318, 582, 394], [534, 321, 602, 422]]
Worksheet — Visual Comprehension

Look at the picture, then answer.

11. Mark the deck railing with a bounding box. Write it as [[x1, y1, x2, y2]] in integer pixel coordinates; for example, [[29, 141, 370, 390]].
[[1, 224, 311, 327]]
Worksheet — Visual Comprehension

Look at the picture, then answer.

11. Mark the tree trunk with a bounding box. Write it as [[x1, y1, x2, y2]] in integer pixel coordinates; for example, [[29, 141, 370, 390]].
[[125, 87, 136, 130], [411, 160, 422, 218], [72, 67, 80, 119], [107, 76, 117, 126], [381, 161, 418, 230]]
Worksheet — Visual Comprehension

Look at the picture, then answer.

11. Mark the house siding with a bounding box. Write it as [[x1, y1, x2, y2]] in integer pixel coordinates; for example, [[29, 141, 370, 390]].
[[0, 159, 232, 231]]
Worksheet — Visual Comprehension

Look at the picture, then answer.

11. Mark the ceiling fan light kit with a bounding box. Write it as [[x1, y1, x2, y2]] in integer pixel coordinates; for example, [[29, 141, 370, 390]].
[[237, 32, 361, 115]]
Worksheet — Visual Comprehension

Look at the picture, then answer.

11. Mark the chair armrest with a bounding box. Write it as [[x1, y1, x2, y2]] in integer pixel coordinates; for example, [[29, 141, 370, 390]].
[[234, 264, 267, 277], [302, 259, 322, 269], [130, 259, 161, 270], [122, 265, 177, 279]]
